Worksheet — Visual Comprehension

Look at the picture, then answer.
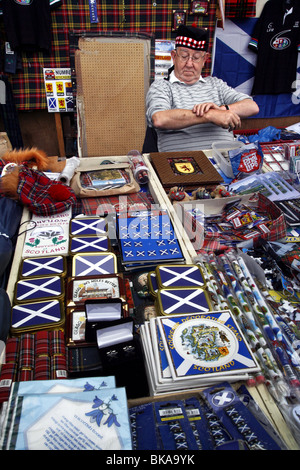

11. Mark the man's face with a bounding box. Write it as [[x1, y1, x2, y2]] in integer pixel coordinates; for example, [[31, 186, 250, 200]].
[[171, 46, 208, 85]]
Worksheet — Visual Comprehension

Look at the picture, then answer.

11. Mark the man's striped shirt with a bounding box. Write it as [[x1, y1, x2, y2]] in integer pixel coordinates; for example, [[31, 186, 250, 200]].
[[146, 74, 253, 152]]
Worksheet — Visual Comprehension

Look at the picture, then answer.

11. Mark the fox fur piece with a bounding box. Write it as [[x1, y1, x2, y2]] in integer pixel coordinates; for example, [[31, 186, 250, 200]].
[[1, 147, 49, 170], [0, 147, 50, 199]]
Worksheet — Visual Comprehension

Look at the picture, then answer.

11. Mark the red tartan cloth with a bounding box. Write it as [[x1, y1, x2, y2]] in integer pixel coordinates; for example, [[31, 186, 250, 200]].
[[81, 191, 155, 215], [4, 337, 19, 363], [49, 329, 66, 356], [35, 330, 50, 356], [34, 356, 51, 381], [18, 333, 35, 370], [0, 330, 68, 401], [16, 167, 77, 216], [225, 0, 256, 18], [0, 363, 17, 403]]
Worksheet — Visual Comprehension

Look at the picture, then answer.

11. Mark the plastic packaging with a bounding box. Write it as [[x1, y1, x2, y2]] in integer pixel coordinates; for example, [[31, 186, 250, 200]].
[[212, 141, 243, 178], [127, 150, 149, 184]]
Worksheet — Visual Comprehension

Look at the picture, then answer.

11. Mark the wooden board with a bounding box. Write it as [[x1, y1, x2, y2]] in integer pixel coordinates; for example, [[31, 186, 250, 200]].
[[75, 37, 151, 157]]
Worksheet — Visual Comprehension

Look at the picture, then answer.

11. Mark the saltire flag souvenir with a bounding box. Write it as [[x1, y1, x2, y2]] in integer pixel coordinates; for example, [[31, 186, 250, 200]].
[[117, 210, 184, 267], [156, 287, 210, 316], [155, 264, 205, 289], [72, 253, 117, 277], [20, 256, 66, 278], [70, 217, 107, 237], [11, 299, 64, 332], [70, 236, 109, 254], [15, 276, 63, 303]]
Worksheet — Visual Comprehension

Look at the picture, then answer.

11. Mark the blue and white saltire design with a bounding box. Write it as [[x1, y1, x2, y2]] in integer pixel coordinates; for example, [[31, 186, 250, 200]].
[[213, 19, 300, 118], [70, 236, 109, 253], [158, 311, 259, 379], [158, 288, 210, 315], [156, 264, 205, 289], [11, 299, 62, 329], [21, 256, 65, 278], [70, 217, 107, 237], [72, 253, 116, 277], [15, 276, 62, 302]]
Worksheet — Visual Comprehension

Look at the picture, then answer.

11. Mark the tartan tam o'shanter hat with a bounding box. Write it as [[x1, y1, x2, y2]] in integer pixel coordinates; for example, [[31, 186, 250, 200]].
[[175, 25, 208, 51]]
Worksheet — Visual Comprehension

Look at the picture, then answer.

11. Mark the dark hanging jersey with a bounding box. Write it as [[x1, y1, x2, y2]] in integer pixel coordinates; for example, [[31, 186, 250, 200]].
[[2, 0, 52, 53], [249, 0, 300, 95]]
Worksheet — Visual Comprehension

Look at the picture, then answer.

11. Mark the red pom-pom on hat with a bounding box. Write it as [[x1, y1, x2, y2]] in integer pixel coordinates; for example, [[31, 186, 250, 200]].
[[48, 184, 72, 201]]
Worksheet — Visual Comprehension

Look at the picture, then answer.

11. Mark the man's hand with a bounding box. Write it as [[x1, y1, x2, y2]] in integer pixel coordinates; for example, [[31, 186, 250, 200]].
[[202, 107, 241, 130], [192, 102, 219, 116]]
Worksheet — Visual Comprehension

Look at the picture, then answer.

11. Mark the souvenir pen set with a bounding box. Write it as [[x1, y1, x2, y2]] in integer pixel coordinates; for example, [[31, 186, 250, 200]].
[[129, 382, 285, 450], [199, 250, 300, 404]]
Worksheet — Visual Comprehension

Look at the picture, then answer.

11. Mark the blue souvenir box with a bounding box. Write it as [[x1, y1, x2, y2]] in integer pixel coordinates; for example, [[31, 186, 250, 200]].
[[69, 236, 110, 255], [70, 216, 107, 237], [11, 299, 65, 335], [72, 252, 117, 277], [14, 276, 64, 304], [155, 264, 205, 290], [19, 255, 67, 279], [155, 287, 211, 316]]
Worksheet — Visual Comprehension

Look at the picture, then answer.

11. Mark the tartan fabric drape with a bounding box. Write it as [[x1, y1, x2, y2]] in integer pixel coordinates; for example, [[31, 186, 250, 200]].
[[0, 0, 219, 110]]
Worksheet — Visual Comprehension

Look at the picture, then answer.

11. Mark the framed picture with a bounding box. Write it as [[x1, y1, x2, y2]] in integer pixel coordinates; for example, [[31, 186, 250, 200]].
[[190, 0, 209, 15], [172, 10, 186, 30]]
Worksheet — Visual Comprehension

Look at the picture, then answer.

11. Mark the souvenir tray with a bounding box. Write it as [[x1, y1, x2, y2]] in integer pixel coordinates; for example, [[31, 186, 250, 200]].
[[150, 151, 223, 190]]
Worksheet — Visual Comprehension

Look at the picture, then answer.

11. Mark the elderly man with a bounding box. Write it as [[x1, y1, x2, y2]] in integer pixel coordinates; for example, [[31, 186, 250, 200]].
[[146, 25, 259, 152]]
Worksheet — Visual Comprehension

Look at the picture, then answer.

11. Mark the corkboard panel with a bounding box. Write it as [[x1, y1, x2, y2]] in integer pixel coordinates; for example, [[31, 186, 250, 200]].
[[150, 151, 224, 190], [75, 38, 149, 157]]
